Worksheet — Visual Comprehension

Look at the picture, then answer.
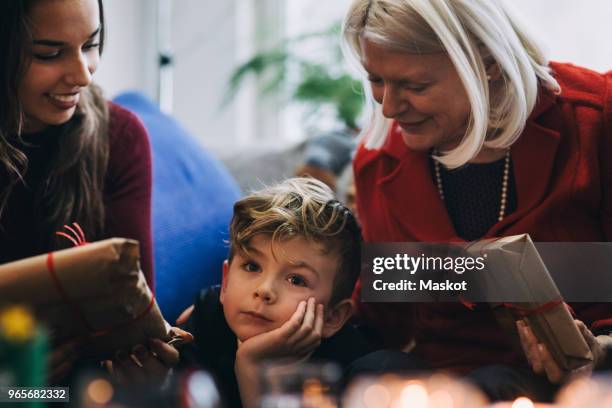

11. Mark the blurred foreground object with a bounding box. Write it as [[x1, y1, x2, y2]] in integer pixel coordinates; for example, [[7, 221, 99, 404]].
[[556, 374, 612, 407], [260, 361, 341, 408], [343, 373, 488, 408], [0, 239, 170, 360], [78, 370, 222, 408], [489, 396, 555, 407], [0, 306, 47, 407]]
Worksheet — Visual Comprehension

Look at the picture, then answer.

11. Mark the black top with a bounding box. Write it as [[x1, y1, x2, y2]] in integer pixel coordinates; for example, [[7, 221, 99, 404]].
[[430, 155, 517, 241], [179, 286, 373, 408]]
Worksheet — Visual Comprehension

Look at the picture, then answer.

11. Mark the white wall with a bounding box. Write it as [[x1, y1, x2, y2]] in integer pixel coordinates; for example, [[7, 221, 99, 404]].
[[502, 0, 612, 73], [96, 0, 243, 155], [170, 0, 240, 153], [95, 1, 612, 156], [96, 0, 157, 101], [96, 0, 283, 156]]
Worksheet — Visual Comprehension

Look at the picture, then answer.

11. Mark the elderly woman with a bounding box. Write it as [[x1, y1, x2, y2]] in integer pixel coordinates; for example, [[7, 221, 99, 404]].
[[343, 0, 612, 401]]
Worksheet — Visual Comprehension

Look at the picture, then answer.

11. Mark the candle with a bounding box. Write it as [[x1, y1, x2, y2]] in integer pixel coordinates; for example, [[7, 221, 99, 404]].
[[344, 372, 488, 408], [557, 375, 612, 408]]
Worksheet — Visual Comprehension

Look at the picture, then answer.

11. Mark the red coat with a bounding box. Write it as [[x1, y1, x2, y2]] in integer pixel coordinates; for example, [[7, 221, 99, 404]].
[[353, 62, 612, 372]]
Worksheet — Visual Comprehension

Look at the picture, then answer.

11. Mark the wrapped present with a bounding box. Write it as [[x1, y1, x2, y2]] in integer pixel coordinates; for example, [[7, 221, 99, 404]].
[[465, 234, 593, 371], [0, 238, 171, 360]]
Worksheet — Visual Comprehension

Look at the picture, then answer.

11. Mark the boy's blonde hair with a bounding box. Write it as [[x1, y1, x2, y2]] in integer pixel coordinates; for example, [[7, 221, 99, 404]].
[[229, 177, 362, 305]]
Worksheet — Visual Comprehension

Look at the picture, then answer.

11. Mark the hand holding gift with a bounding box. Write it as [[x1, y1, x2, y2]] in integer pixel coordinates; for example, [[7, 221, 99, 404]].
[[0, 229, 182, 361], [108, 326, 193, 385], [47, 340, 81, 384], [465, 234, 594, 372], [517, 317, 608, 383]]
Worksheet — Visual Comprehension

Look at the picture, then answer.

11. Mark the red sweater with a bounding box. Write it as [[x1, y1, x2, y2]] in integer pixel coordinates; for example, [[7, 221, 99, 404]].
[[0, 102, 154, 290], [353, 62, 612, 372]]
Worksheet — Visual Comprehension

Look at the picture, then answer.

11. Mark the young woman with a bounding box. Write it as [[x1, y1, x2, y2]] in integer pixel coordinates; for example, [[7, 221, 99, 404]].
[[0, 0, 169, 383], [0, 0, 154, 288]]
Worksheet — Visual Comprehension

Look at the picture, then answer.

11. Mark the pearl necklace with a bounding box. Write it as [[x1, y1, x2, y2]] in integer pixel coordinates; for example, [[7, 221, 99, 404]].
[[434, 149, 511, 222]]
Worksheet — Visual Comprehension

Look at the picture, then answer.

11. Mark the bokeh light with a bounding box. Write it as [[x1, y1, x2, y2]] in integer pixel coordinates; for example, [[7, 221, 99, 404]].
[[87, 379, 114, 405]]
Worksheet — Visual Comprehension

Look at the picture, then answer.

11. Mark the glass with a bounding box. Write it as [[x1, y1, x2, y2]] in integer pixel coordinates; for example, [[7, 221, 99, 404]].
[[259, 360, 341, 408]]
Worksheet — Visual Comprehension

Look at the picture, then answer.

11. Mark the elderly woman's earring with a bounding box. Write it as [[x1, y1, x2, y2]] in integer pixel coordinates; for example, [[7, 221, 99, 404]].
[[486, 74, 492, 81]]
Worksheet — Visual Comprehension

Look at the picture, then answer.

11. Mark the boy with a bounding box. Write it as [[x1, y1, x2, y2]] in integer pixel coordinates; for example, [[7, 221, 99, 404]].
[[180, 177, 371, 408]]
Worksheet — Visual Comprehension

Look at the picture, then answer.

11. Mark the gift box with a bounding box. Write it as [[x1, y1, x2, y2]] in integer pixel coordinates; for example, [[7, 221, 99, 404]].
[[465, 234, 593, 371], [0, 238, 171, 360]]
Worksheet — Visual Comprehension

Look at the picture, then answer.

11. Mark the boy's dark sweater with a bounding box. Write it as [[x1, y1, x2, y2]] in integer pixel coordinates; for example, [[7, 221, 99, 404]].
[[179, 285, 373, 408]]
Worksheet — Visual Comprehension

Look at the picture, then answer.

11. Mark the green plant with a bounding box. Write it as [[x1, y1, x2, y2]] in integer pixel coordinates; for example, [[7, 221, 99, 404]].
[[226, 23, 364, 130]]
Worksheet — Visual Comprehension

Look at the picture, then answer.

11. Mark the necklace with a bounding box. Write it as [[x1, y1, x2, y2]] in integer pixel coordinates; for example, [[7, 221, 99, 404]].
[[434, 149, 511, 222]]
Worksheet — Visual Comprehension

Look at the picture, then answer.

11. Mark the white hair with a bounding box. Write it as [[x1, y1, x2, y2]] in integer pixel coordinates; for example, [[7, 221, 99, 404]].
[[342, 0, 560, 168]]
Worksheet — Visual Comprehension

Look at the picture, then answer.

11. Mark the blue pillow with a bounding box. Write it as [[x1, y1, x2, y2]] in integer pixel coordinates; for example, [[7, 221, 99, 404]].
[[114, 92, 241, 322]]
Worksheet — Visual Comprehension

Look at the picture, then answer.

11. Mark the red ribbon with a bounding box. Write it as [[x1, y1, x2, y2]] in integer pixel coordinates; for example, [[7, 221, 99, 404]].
[[55, 222, 88, 247], [49, 223, 155, 340], [461, 298, 565, 319], [498, 300, 564, 318]]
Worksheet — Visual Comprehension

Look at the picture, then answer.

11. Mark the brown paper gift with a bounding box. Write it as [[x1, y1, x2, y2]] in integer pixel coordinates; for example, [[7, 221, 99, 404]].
[[0, 238, 171, 360], [465, 234, 593, 371]]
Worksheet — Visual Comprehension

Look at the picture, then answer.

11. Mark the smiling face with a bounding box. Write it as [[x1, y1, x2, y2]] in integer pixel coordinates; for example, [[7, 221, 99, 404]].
[[360, 38, 472, 152], [18, 0, 101, 133], [220, 234, 341, 342]]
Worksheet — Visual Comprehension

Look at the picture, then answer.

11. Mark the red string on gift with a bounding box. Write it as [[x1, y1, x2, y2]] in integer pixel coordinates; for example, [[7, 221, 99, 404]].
[[459, 297, 477, 310], [48, 223, 156, 341], [55, 222, 88, 247], [499, 300, 564, 318]]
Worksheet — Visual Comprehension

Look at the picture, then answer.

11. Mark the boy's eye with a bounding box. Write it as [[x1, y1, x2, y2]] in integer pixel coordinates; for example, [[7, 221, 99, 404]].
[[288, 275, 308, 287], [242, 262, 260, 273]]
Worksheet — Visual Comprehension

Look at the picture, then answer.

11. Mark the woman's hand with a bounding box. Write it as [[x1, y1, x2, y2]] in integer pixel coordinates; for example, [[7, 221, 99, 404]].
[[176, 305, 194, 326], [108, 327, 193, 385], [517, 319, 607, 383], [48, 341, 81, 384]]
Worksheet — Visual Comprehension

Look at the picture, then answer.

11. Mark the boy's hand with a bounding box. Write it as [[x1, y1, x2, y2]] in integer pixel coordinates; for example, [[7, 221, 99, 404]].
[[108, 327, 193, 385], [234, 298, 324, 408], [237, 297, 324, 364]]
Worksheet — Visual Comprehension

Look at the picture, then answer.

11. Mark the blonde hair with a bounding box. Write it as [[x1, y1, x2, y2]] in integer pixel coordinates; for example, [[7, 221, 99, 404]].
[[229, 177, 362, 305], [342, 0, 560, 168]]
